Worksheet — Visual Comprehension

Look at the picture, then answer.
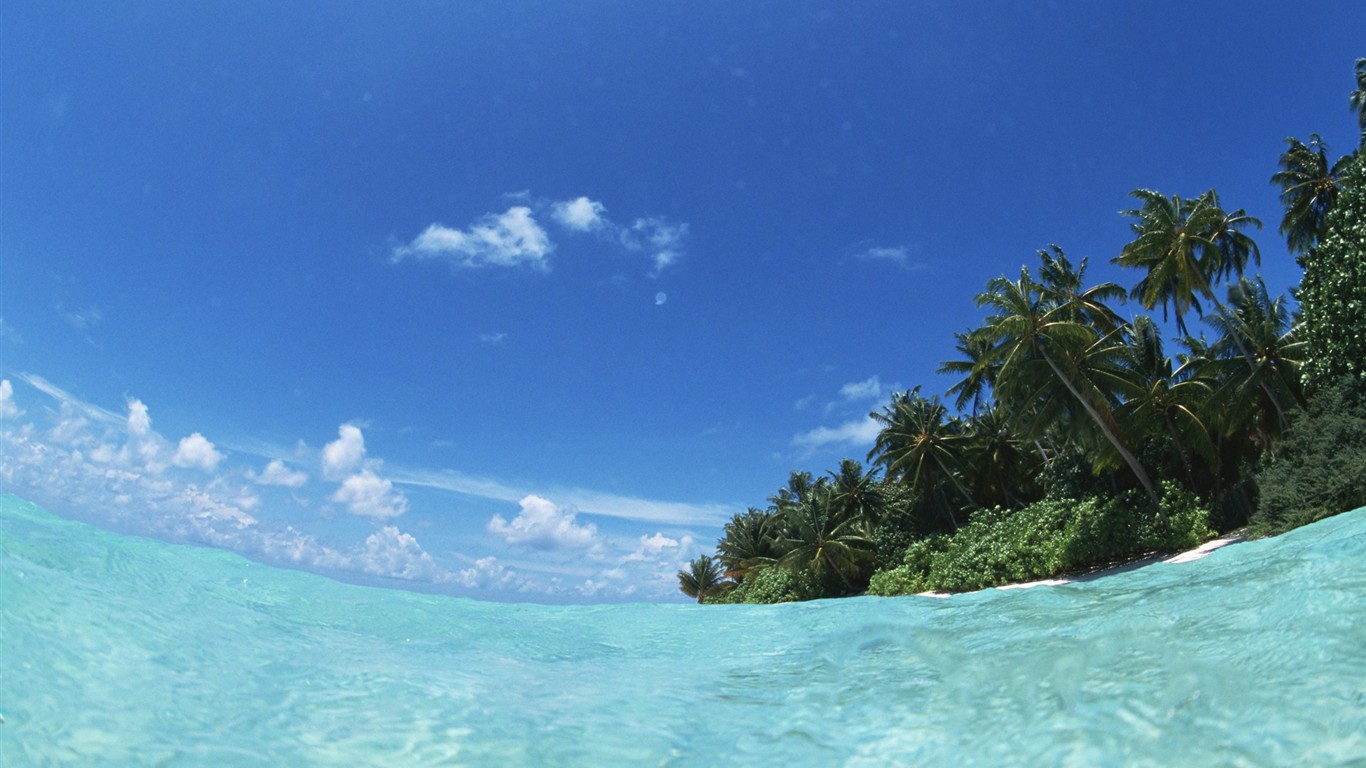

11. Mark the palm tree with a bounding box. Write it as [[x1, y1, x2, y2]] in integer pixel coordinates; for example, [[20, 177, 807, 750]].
[[869, 388, 978, 529], [776, 491, 873, 593], [958, 403, 1040, 509], [677, 555, 727, 603], [1114, 315, 1217, 488], [826, 458, 884, 528], [1203, 277, 1307, 446], [975, 266, 1167, 521], [1271, 134, 1346, 255], [715, 508, 779, 581], [1113, 189, 1262, 337], [1036, 244, 1127, 333], [940, 328, 998, 415]]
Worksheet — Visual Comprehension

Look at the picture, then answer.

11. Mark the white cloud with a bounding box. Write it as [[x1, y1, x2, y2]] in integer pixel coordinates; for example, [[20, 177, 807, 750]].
[[839, 376, 885, 402], [551, 197, 606, 232], [251, 458, 308, 488], [638, 532, 679, 555], [322, 424, 365, 480], [332, 469, 408, 520], [478, 332, 508, 345], [456, 556, 526, 591], [856, 246, 907, 263], [0, 380, 22, 419], [792, 416, 882, 450], [486, 494, 600, 549], [630, 217, 688, 275], [354, 526, 449, 582], [851, 244, 927, 271], [394, 206, 553, 270], [127, 398, 152, 436], [173, 432, 224, 471]]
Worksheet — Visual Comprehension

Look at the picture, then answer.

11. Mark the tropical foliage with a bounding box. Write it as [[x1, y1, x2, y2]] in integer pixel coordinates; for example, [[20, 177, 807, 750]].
[[683, 58, 1365, 604]]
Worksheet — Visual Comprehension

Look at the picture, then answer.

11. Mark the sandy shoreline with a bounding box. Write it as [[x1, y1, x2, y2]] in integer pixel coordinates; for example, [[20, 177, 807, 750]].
[[917, 533, 1248, 598]]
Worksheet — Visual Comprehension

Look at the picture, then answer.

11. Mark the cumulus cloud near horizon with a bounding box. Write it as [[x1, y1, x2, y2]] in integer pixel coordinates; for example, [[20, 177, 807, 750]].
[[173, 432, 224, 471], [487, 494, 600, 550]]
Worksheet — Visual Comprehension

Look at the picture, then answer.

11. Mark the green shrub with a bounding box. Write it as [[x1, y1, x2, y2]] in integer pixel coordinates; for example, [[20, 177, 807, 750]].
[[866, 534, 948, 596], [1253, 375, 1366, 535], [713, 565, 823, 604], [866, 565, 927, 596], [924, 503, 1070, 592], [873, 485, 1215, 594]]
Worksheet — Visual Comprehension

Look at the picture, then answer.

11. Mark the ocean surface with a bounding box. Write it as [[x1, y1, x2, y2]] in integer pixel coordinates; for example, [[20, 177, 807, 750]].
[[2, 495, 1363, 766]]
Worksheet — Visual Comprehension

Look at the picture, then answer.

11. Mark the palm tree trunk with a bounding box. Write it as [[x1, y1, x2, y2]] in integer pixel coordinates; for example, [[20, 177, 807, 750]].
[[1040, 348, 1169, 525]]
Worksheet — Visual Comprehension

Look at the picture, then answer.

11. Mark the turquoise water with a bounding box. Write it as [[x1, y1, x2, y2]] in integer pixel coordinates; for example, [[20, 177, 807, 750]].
[[2, 496, 1363, 766]]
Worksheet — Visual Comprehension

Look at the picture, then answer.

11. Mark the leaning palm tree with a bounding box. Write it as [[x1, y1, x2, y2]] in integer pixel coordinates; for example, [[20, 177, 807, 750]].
[[1271, 134, 1346, 255], [677, 554, 727, 603], [1113, 188, 1262, 337], [975, 266, 1167, 521]]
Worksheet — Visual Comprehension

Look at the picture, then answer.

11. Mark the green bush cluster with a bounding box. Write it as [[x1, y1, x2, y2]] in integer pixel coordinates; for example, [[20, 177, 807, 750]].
[[1253, 375, 1366, 535], [868, 483, 1212, 596], [708, 565, 822, 604]]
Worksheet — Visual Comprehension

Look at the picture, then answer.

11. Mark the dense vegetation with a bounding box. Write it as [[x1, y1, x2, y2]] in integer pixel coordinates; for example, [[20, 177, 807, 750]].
[[682, 59, 1366, 603]]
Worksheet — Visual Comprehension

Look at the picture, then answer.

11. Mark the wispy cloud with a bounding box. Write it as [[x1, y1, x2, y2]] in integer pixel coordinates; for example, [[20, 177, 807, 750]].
[[386, 465, 734, 526], [393, 206, 554, 270], [395, 193, 688, 278], [838, 375, 886, 403], [792, 416, 881, 450], [58, 304, 103, 330], [849, 243, 928, 271]]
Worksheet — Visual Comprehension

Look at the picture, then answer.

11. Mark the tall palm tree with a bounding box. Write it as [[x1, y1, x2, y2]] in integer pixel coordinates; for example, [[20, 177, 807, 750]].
[[1203, 277, 1307, 446], [1271, 134, 1346, 255], [677, 555, 727, 603], [975, 266, 1167, 520], [869, 388, 978, 529], [1113, 189, 1262, 337], [776, 491, 873, 593], [1036, 244, 1127, 333]]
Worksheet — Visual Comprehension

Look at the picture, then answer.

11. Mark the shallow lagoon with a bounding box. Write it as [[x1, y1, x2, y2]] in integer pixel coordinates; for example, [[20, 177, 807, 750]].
[[2, 495, 1363, 766]]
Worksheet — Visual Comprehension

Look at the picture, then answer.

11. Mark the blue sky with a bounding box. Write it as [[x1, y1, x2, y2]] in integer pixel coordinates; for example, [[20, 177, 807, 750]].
[[2, 2, 1362, 601]]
